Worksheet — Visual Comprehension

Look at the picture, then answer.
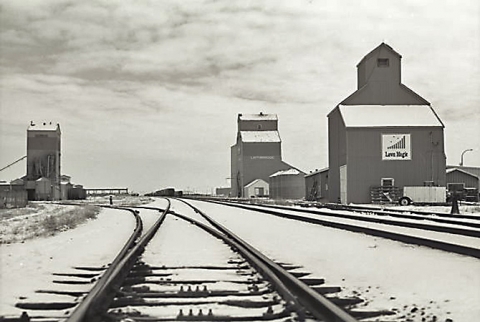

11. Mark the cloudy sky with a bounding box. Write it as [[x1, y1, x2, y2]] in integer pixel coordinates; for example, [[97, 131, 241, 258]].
[[1, 0, 479, 193]]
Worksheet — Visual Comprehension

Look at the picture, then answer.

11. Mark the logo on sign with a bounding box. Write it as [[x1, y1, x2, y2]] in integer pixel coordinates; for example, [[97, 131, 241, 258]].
[[382, 134, 411, 160]]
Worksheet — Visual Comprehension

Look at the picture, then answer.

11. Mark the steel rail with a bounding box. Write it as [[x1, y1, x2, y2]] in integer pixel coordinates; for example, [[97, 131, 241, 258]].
[[211, 198, 480, 220], [321, 204, 480, 229], [64, 200, 171, 322], [323, 203, 480, 221], [207, 200, 480, 259], [226, 202, 480, 237], [169, 211, 304, 318], [176, 199, 358, 322]]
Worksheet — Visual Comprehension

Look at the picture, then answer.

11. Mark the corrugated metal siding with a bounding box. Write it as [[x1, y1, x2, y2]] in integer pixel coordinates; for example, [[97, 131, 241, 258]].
[[270, 173, 304, 200], [346, 127, 446, 203], [446, 171, 479, 189]]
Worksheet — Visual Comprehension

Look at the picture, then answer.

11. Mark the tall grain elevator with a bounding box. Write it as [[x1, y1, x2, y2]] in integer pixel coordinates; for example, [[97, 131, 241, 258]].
[[328, 43, 446, 204], [230, 113, 292, 198], [25, 121, 62, 200]]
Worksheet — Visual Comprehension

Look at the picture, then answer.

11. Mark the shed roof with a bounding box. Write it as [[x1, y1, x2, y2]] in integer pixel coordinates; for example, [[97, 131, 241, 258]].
[[338, 105, 443, 127], [244, 178, 269, 188], [270, 168, 302, 177], [305, 167, 329, 178], [239, 113, 277, 121], [446, 168, 479, 179], [10, 178, 24, 185], [240, 131, 281, 143], [447, 165, 480, 178]]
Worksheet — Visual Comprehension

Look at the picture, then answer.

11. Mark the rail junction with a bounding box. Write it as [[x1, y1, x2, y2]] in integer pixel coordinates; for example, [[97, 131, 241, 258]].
[[6, 197, 479, 322], [8, 199, 397, 322]]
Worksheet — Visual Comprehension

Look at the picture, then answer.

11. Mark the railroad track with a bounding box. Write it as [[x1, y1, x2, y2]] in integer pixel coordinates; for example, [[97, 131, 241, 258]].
[[321, 203, 480, 221], [8, 199, 395, 322], [205, 200, 480, 259]]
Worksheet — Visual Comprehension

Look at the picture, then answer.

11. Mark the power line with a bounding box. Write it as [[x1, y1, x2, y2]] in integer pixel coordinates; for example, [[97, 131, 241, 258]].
[[0, 156, 27, 172]]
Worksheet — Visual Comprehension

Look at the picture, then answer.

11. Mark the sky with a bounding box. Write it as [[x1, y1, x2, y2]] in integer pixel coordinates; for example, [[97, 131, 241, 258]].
[[0, 0, 479, 194]]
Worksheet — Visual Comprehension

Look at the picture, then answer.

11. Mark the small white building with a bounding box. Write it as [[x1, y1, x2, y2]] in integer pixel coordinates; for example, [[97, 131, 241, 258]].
[[244, 179, 269, 198]]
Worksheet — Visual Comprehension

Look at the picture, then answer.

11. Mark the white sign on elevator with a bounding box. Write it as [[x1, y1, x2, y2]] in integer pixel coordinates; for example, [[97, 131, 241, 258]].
[[382, 134, 411, 160]]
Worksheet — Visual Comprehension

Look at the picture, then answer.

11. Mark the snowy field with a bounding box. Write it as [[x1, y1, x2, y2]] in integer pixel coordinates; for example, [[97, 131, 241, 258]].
[[1, 198, 479, 321], [0, 207, 136, 317]]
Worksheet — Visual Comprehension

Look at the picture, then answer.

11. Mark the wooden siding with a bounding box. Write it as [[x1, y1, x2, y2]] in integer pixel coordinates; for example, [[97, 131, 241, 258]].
[[305, 170, 328, 202]]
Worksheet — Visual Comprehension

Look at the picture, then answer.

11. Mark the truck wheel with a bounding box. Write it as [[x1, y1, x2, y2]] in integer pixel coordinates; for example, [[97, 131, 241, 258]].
[[399, 197, 411, 206]]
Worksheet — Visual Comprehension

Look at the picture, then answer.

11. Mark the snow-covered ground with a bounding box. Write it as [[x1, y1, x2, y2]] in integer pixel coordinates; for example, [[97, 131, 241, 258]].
[[0, 206, 136, 318], [243, 203, 480, 249], [188, 200, 480, 322], [2, 198, 479, 321]]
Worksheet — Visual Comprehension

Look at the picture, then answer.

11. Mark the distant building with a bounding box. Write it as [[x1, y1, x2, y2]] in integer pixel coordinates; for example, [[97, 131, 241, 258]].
[[0, 179, 28, 208], [25, 121, 62, 200], [446, 165, 480, 179], [446, 166, 479, 201], [215, 187, 231, 197], [244, 179, 269, 198], [328, 43, 446, 204], [230, 112, 294, 198], [305, 168, 329, 202], [1, 122, 85, 205]]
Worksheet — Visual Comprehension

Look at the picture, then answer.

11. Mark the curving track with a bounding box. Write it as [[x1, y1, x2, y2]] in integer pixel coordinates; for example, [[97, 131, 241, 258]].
[[9, 199, 396, 322]]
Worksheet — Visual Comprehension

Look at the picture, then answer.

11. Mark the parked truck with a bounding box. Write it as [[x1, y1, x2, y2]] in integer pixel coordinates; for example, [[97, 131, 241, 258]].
[[398, 186, 446, 206]]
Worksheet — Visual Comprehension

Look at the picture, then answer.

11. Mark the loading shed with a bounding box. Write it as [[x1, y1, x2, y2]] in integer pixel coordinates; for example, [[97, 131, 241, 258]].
[[446, 168, 479, 201], [244, 179, 269, 198], [305, 168, 329, 202]]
